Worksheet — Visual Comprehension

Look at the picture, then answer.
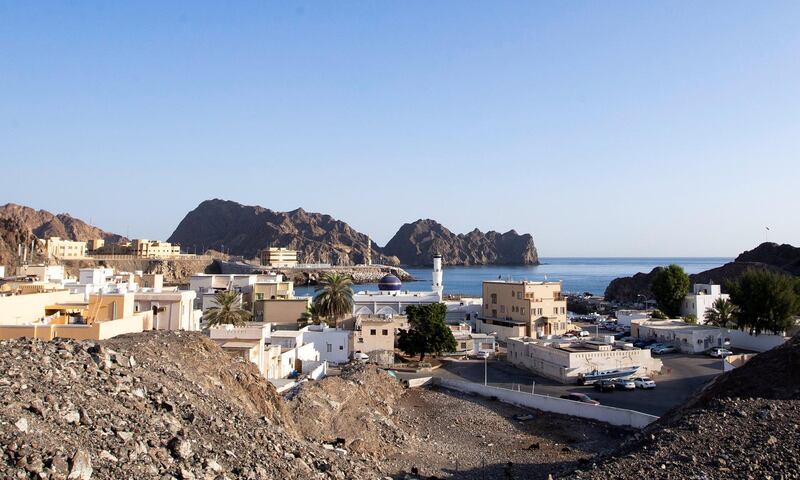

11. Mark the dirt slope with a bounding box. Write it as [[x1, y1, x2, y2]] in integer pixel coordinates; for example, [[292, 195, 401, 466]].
[[0, 331, 382, 479]]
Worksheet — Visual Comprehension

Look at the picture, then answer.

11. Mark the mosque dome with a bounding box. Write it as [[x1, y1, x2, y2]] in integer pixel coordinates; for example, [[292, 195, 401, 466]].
[[378, 273, 402, 291]]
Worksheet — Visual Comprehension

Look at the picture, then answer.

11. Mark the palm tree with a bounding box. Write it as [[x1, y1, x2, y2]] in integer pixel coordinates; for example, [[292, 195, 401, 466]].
[[313, 272, 354, 324], [704, 297, 738, 328], [299, 304, 321, 326], [205, 290, 252, 327]]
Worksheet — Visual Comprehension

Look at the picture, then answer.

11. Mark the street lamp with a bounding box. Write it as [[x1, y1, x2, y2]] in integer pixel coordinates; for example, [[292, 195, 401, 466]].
[[484, 356, 488, 386]]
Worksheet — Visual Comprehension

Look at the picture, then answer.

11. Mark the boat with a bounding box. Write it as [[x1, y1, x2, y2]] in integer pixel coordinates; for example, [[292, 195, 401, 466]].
[[576, 366, 640, 385]]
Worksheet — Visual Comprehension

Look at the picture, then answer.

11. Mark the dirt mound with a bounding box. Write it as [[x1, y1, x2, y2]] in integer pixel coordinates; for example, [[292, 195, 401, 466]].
[[0, 331, 382, 479], [287, 363, 406, 455], [568, 335, 800, 479]]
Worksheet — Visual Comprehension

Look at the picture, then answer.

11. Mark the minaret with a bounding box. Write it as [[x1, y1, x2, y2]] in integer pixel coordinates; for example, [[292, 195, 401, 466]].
[[432, 254, 443, 299], [366, 239, 372, 266]]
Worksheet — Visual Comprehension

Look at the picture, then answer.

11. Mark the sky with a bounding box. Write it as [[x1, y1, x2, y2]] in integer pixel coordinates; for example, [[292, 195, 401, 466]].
[[2, 1, 799, 257]]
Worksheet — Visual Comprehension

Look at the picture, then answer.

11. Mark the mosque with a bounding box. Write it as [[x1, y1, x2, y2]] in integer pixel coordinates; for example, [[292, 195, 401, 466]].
[[352, 254, 444, 316]]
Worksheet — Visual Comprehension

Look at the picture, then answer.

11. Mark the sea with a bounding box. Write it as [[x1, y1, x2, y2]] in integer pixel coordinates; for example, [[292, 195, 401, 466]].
[[294, 257, 732, 297]]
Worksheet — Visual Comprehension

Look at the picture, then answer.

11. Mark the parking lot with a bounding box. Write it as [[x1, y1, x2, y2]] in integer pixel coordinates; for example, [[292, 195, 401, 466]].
[[395, 352, 723, 416]]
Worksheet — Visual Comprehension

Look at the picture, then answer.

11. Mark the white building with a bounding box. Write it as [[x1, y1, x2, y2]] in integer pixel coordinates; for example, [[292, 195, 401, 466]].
[[134, 290, 201, 331], [444, 297, 483, 325], [0, 266, 5, 278], [632, 318, 789, 353], [615, 309, 651, 327], [189, 274, 257, 309], [507, 336, 662, 384], [352, 255, 444, 315], [19, 264, 66, 284], [681, 283, 730, 324], [300, 324, 351, 364]]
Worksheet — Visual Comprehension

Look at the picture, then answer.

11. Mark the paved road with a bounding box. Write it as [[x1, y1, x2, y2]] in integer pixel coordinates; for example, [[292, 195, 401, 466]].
[[395, 353, 723, 416]]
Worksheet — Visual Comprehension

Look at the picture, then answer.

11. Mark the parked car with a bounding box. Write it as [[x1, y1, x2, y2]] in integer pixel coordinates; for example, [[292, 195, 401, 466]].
[[705, 347, 733, 358], [644, 343, 666, 350], [560, 393, 600, 405], [634, 339, 656, 348], [633, 377, 657, 389], [474, 351, 491, 359], [578, 330, 591, 338], [593, 379, 616, 392], [611, 378, 636, 391], [652, 345, 678, 355]]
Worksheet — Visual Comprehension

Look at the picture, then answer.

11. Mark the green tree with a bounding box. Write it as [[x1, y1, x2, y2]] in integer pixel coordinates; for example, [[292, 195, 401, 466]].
[[683, 313, 698, 324], [726, 270, 800, 335], [704, 297, 738, 328], [312, 273, 354, 323], [397, 303, 457, 361], [299, 304, 321, 326], [650, 265, 690, 318], [205, 290, 252, 327], [650, 309, 668, 320]]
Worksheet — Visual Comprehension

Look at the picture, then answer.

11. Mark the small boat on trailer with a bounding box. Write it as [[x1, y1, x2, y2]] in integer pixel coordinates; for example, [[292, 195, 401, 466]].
[[577, 366, 639, 385]]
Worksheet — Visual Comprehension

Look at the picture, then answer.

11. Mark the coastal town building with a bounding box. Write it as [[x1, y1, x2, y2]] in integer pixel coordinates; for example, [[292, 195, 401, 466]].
[[133, 290, 201, 331], [507, 336, 662, 384], [449, 323, 496, 356], [86, 238, 105, 252], [477, 280, 568, 342], [352, 255, 444, 315], [19, 264, 67, 284], [351, 314, 409, 365], [189, 274, 257, 310], [631, 318, 788, 353], [681, 283, 730, 324], [43, 237, 88, 259], [615, 310, 651, 327], [129, 239, 181, 258], [300, 324, 351, 364], [259, 247, 298, 267]]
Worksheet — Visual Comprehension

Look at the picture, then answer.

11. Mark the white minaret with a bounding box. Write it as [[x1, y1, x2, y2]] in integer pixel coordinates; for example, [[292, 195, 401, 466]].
[[432, 254, 443, 299]]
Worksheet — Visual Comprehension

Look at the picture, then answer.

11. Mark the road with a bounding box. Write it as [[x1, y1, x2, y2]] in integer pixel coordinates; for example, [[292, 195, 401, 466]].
[[395, 353, 723, 416]]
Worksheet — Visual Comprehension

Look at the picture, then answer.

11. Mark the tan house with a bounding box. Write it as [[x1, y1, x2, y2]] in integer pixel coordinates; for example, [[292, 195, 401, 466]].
[[43, 237, 87, 259], [478, 280, 568, 342], [249, 278, 309, 328], [130, 239, 181, 258], [351, 314, 408, 365], [259, 247, 298, 267]]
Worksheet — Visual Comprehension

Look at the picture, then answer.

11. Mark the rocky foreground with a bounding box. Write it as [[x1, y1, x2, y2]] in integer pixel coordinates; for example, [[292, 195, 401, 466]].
[[567, 334, 800, 479], [0, 332, 383, 479]]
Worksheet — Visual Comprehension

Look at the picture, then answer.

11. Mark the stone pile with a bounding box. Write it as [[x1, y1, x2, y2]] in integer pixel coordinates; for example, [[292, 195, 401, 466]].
[[0, 331, 384, 479]]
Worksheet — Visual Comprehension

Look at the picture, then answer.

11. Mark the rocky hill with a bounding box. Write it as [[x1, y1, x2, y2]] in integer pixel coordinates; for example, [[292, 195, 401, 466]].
[[168, 199, 400, 266], [604, 242, 799, 303], [0, 331, 382, 479], [0, 204, 125, 269], [169, 199, 541, 267], [569, 334, 800, 479], [383, 219, 539, 266]]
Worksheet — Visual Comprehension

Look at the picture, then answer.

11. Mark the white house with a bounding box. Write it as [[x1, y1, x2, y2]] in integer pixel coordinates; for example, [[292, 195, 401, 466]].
[[300, 324, 351, 364], [632, 318, 789, 353], [681, 283, 730, 324], [615, 309, 651, 327], [134, 290, 201, 331]]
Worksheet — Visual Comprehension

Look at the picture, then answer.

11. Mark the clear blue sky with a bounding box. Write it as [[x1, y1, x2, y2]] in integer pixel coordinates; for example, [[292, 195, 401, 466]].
[[2, 1, 798, 257]]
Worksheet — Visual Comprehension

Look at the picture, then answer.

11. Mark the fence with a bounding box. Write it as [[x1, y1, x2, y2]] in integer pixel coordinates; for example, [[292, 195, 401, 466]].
[[435, 378, 658, 429]]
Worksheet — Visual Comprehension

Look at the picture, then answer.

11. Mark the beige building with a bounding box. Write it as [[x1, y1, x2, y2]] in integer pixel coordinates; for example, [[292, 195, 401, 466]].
[[44, 237, 87, 259], [248, 277, 310, 328], [87, 239, 105, 252], [130, 239, 181, 258], [351, 314, 409, 365], [478, 281, 568, 342], [259, 247, 298, 267]]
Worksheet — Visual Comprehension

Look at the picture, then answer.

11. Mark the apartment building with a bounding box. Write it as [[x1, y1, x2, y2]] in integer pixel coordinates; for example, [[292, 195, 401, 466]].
[[44, 237, 87, 259], [130, 239, 181, 258], [477, 280, 568, 342], [259, 247, 298, 267]]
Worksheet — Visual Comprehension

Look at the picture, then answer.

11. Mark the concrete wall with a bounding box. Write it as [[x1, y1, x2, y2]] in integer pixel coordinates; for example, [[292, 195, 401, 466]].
[[301, 360, 328, 380], [725, 329, 788, 352], [0, 291, 86, 325], [437, 378, 658, 429]]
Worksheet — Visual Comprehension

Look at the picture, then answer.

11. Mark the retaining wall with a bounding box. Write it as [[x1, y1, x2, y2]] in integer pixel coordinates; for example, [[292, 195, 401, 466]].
[[436, 378, 658, 429]]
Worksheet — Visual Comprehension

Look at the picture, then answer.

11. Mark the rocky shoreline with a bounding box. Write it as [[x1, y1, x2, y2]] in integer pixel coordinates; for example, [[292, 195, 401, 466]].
[[215, 260, 415, 285]]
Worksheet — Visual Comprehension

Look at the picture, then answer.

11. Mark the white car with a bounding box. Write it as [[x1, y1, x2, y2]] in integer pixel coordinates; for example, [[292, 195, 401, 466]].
[[578, 330, 591, 338], [706, 348, 733, 358], [475, 351, 491, 359], [633, 377, 656, 389]]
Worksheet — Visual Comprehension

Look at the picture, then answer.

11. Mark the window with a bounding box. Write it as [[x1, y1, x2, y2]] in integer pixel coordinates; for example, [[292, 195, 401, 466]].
[[358, 338, 364, 343], [553, 307, 558, 315], [460, 342, 467, 349], [500, 306, 506, 313], [339, 346, 344, 350], [511, 290, 515, 297], [256, 293, 264, 300], [326, 344, 332, 353], [382, 329, 388, 336], [370, 329, 377, 335], [491, 294, 497, 304], [517, 292, 522, 300]]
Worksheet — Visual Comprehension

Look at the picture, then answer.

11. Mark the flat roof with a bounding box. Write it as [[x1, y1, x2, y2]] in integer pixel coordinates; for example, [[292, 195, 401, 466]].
[[482, 280, 562, 286]]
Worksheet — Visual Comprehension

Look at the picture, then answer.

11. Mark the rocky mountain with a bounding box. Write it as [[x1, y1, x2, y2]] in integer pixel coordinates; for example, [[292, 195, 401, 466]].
[[168, 199, 400, 266], [604, 242, 800, 303], [570, 333, 800, 479], [0, 204, 125, 268], [383, 219, 539, 266]]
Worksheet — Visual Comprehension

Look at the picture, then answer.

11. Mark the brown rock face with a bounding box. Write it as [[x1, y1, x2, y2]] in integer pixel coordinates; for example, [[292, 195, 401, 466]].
[[382, 219, 539, 266], [167, 199, 398, 266], [0, 204, 125, 268]]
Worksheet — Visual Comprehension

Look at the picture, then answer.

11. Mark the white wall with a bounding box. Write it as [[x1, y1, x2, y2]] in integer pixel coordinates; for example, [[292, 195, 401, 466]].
[[301, 326, 350, 364], [437, 378, 658, 429], [725, 329, 788, 352]]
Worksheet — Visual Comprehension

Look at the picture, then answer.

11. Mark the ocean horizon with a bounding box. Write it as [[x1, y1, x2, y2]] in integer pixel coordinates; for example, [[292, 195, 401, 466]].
[[295, 257, 732, 297]]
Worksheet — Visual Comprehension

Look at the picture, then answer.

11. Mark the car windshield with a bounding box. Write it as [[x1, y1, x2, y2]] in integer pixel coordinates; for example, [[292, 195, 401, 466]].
[[641, 378, 652, 382]]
